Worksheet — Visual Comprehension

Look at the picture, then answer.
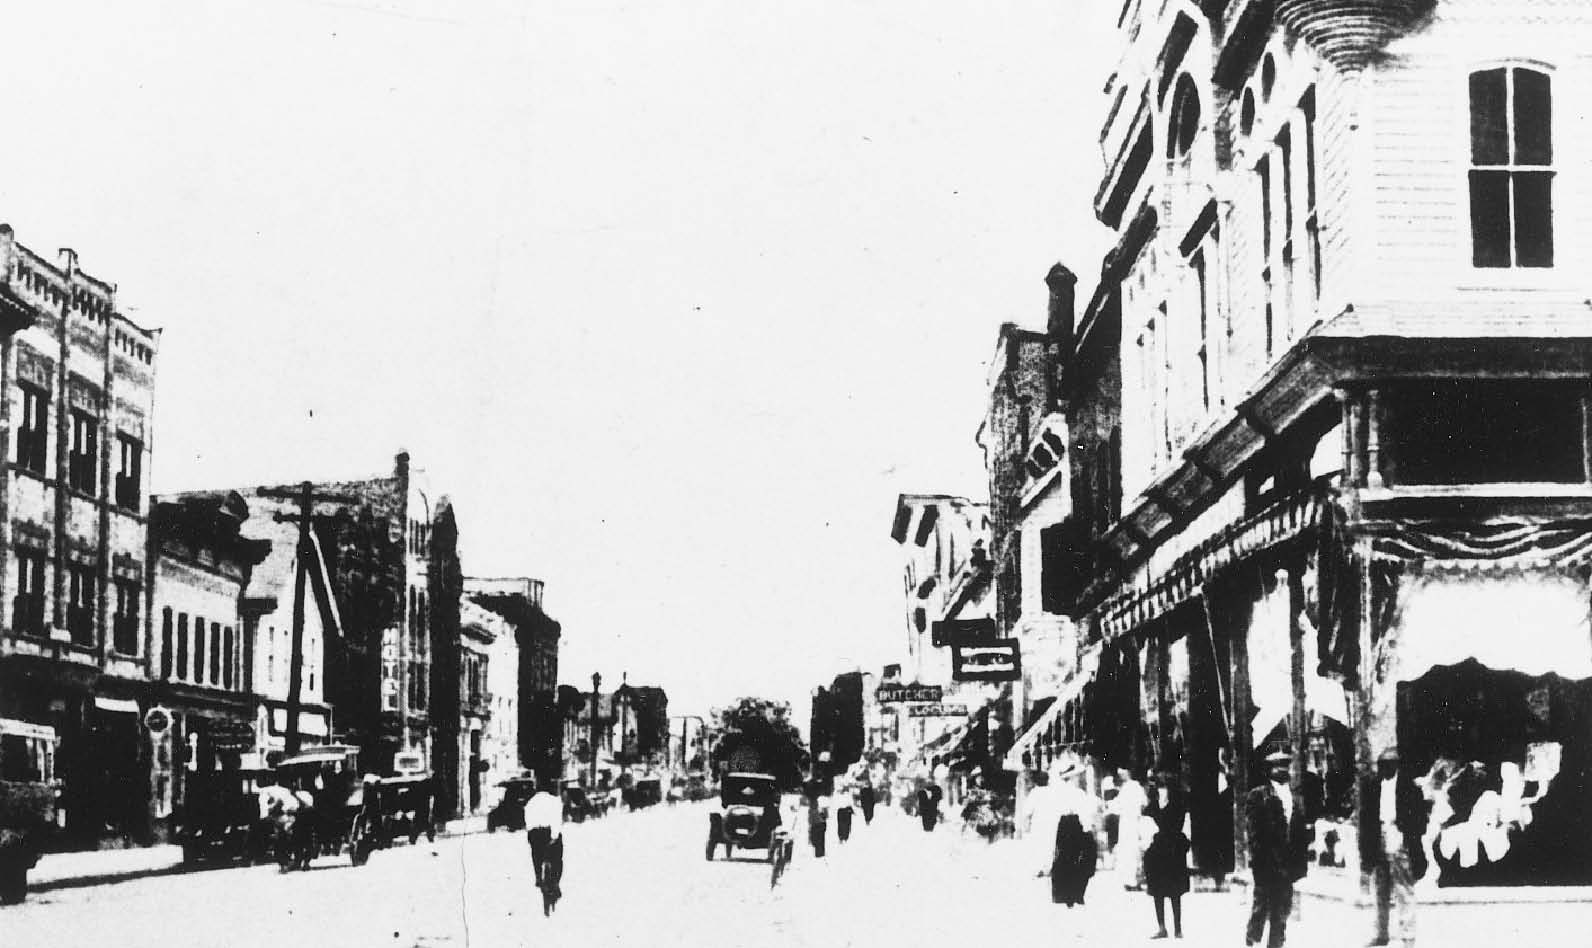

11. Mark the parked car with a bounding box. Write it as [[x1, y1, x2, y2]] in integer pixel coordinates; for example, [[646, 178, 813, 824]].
[[705, 772, 783, 860], [176, 767, 275, 865], [0, 720, 57, 904], [563, 783, 603, 823]]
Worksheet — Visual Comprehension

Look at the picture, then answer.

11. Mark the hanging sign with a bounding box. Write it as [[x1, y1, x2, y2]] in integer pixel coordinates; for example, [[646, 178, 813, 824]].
[[907, 703, 968, 718], [143, 707, 171, 734], [876, 682, 943, 704], [953, 639, 1022, 682], [932, 618, 997, 648]]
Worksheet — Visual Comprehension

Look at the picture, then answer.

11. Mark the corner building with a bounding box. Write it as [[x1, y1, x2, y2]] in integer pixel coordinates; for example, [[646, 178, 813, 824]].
[[0, 228, 159, 847], [1061, 0, 1592, 899]]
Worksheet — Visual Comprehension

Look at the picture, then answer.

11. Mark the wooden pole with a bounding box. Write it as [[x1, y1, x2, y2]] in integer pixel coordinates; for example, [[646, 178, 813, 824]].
[[285, 481, 311, 756]]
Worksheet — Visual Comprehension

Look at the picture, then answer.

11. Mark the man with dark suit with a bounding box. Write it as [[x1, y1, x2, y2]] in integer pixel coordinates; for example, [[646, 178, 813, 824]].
[[1361, 747, 1430, 948], [1245, 748, 1310, 948]]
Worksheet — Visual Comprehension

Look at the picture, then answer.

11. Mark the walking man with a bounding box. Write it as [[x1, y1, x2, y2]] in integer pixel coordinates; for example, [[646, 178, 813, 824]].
[[917, 780, 943, 832], [835, 783, 855, 844], [1245, 748, 1310, 948], [1363, 747, 1430, 947], [523, 776, 565, 916], [859, 781, 877, 825]]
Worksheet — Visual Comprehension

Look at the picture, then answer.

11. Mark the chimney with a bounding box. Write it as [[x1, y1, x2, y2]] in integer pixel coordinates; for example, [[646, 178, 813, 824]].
[[1045, 263, 1077, 346], [0, 224, 13, 285]]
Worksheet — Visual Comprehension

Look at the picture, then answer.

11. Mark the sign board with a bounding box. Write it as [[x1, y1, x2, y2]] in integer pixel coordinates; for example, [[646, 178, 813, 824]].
[[952, 639, 1022, 682], [204, 719, 257, 752], [875, 682, 943, 704], [907, 703, 968, 718], [143, 707, 171, 734], [932, 618, 997, 648]]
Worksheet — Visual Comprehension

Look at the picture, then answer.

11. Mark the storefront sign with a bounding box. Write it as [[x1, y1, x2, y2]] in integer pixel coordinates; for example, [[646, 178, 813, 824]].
[[932, 618, 997, 648], [907, 703, 968, 718], [876, 682, 943, 704], [205, 719, 257, 752], [953, 640, 1022, 682]]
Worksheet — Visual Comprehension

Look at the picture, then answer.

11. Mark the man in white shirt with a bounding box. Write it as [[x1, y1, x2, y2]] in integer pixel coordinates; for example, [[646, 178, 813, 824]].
[[523, 776, 565, 912]]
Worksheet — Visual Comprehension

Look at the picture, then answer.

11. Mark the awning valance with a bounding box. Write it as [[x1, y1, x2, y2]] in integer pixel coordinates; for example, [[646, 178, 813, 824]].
[[1093, 486, 1327, 642]]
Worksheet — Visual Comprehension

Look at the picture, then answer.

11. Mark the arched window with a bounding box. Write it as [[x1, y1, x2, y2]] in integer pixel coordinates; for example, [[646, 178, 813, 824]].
[[1261, 54, 1276, 100], [1469, 66, 1553, 268], [1168, 75, 1201, 158], [1240, 88, 1257, 137]]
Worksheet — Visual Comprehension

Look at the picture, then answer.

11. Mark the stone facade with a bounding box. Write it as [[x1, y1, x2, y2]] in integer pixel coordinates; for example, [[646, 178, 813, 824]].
[[0, 227, 160, 847]]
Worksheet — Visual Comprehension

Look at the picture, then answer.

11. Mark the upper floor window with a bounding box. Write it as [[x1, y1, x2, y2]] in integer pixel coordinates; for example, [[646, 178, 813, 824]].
[[1469, 66, 1553, 268], [66, 564, 96, 647], [16, 384, 49, 475], [112, 579, 140, 656], [12, 548, 47, 637], [1168, 75, 1200, 158], [115, 435, 142, 510], [68, 412, 98, 494]]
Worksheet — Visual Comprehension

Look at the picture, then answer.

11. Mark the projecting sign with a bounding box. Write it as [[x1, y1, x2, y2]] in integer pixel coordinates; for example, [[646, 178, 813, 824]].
[[907, 703, 968, 718], [953, 639, 1022, 682], [876, 682, 943, 704], [932, 618, 997, 648]]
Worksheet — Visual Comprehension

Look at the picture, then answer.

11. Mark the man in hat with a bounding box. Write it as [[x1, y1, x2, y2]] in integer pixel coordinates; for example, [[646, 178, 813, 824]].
[[1245, 748, 1310, 948], [1361, 746, 1430, 947]]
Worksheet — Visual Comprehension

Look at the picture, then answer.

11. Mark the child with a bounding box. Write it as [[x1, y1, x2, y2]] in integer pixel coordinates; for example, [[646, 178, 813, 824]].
[[1143, 806, 1190, 939]]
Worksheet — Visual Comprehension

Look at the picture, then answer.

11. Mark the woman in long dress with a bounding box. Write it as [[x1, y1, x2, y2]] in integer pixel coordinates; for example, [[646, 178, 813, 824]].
[[1050, 765, 1099, 906]]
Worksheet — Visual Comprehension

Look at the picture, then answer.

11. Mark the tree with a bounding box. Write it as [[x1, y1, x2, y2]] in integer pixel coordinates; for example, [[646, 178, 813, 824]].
[[710, 697, 810, 791]]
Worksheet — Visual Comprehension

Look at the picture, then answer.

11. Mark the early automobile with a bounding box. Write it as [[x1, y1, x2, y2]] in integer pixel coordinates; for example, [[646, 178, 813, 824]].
[[363, 772, 435, 847], [0, 719, 57, 904], [705, 772, 783, 860], [562, 782, 603, 823], [486, 776, 537, 832], [176, 767, 275, 865], [271, 744, 376, 868], [626, 776, 663, 810]]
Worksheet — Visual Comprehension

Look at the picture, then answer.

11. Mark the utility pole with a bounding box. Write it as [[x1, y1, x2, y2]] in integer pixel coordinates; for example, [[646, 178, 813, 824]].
[[589, 671, 601, 789], [259, 481, 357, 756]]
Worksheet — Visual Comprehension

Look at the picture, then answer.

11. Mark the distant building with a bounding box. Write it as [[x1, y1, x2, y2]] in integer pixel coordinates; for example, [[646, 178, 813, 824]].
[[0, 229, 161, 847], [464, 577, 560, 785]]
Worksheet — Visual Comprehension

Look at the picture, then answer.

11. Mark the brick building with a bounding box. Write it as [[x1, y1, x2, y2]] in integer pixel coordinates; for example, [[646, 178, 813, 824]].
[[0, 227, 160, 848], [1009, 0, 1592, 903], [144, 492, 270, 839]]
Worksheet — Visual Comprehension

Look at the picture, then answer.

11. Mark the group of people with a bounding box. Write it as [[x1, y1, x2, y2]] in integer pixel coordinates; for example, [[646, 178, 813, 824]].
[[803, 776, 878, 857]]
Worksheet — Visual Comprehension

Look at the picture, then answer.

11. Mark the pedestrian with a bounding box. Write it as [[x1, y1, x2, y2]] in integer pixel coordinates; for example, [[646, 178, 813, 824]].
[[1362, 747, 1430, 948], [1023, 769, 1063, 878], [1050, 762, 1098, 907], [1144, 806, 1190, 939], [1113, 768, 1149, 889], [412, 775, 436, 844], [859, 781, 877, 825], [523, 776, 565, 916], [835, 784, 855, 843], [807, 786, 830, 858], [1245, 748, 1310, 948], [917, 780, 942, 832]]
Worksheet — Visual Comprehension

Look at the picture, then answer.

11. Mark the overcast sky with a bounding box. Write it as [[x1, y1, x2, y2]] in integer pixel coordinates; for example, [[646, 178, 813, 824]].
[[3, 0, 1116, 719]]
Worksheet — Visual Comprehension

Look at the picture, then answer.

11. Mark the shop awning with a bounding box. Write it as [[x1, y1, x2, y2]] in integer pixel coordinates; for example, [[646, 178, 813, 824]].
[[1003, 646, 1101, 771]]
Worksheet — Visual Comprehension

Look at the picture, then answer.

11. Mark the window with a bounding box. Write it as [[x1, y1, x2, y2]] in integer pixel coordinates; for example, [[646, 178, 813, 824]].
[[115, 435, 142, 510], [1193, 251, 1212, 408], [68, 412, 98, 494], [1240, 89, 1256, 137], [1259, 156, 1274, 357], [1302, 88, 1322, 301], [161, 608, 174, 679], [209, 621, 221, 686], [177, 614, 189, 680], [12, 549, 47, 637], [1168, 75, 1200, 158], [1470, 67, 1553, 267], [222, 625, 234, 689], [267, 626, 277, 686], [66, 565, 96, 647], [112, 579, 140, 655], [1381, 382, 1585, 484], [193, 614, 206, 684], [16, 385, 49, 474]]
